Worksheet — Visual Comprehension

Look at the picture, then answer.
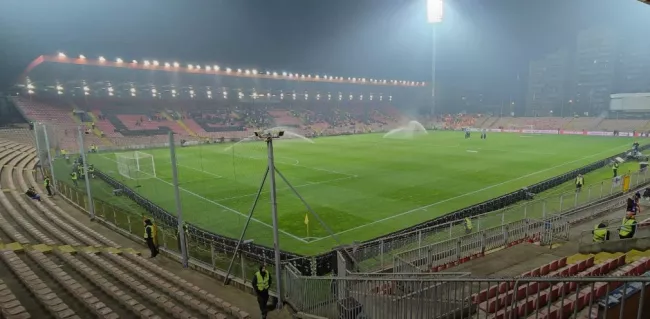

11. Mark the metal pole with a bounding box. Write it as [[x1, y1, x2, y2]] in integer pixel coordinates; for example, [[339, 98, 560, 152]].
[[266, 137, 283, 308], [431, 26, 437, 117], [169, 132, 189, 268], [77, 126, 95, 220], [43, 124, 57, 192], [33, 122, 43, 166]]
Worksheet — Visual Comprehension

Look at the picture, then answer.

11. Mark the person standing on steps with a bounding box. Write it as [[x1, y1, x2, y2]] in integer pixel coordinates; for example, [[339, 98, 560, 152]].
[[44, 176, 53, 197], [575, 174, 584, 193], [612, 162, 619, 178], [144, 219, 159, 258], [252, 264, 271, 319]]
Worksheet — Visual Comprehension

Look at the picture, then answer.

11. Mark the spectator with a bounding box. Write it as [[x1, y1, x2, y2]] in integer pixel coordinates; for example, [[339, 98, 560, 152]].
[[619, 212, 637, 239], [25, 187, 41, 201]]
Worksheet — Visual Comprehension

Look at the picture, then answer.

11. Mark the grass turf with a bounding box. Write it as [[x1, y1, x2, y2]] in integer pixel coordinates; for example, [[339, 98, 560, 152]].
[[71, 131, 634, 255]]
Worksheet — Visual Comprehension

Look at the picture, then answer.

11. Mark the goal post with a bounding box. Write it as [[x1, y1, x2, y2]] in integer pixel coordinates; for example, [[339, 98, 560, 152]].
[[116, 151, 156, 180]]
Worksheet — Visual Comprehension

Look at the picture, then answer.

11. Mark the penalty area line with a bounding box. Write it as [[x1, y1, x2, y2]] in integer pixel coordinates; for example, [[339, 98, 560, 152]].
[[309, 143, 630, 242], [99, 154, 308, 243]]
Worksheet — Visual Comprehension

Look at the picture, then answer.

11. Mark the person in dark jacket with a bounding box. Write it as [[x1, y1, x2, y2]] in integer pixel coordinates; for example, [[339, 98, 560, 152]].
[[143, 219, 158, 258], [252, 265, 272, 319], [25, 187, 41, 201]]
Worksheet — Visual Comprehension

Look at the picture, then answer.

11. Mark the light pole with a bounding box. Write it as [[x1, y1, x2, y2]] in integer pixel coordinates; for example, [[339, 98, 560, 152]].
[[255, 130, 285, 309], [427, 0, 444, 118]]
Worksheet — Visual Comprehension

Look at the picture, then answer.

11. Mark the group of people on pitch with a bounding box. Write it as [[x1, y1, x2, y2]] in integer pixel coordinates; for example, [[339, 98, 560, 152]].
[[593, 188, 650, 243]]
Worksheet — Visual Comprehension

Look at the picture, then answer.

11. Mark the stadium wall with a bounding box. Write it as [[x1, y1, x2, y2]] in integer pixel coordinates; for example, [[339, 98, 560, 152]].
[[93, 130, 650, 276]]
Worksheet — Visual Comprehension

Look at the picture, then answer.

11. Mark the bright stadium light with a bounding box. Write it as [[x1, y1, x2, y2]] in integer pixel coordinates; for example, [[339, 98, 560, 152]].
[[132, 60, 138, 64], [237, 69, 242, 73], [107, 87, 114, 92], [27, 84, 35, 89], [153, 60, 159, 66], [226, 68, 232, 73], [99, 56, 106, 62], [58, 90, 63, 95], [196, 65, 201, 70], [189, 90, 194, 95], [85, 91, 90, 96], [83, 86, 90, 92], [164, 62, 171, 68], [151, 88, 157, 94], [173, 62, 180, 68], [144, 60, 151, 66], [214, 65, 220, 71], [58, 52, 66, 58], [252, 69, 257, 74], [130, 88, 136, 93], [205, 66, 211, 71], [116, 58, 123, 63], [427, 0, 444, 23], [273, 72, 278, 76], [79, 54, 86, 59], [282, 71, 287, 76], [171, 89, 177, 94], [27, 89, 34, 95], [188, 64, 194, 69], [245, 69, 251, 75], [56, 85, 63, 91]]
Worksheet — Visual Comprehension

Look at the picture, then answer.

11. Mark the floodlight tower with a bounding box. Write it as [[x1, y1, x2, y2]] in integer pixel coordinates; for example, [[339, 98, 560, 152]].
[[254, 129, 285, 309], [427, 0, 444, 117]]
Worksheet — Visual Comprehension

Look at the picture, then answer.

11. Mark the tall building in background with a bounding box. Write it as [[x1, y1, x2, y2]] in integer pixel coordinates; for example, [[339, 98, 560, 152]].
[[615, 32, 650, 94], [573, 28, 617, 116], [525, 49, 571, 116]]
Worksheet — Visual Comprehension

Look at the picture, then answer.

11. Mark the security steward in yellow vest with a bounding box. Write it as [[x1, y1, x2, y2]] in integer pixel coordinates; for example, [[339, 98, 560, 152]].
[[592, 222, 610, 243], [70, 171, 78, 187], [252, 265, 272, 319], [44, 176, 53, 196], [575, 174, 584, 192], [619, 213, 638, 239], [144, 219, 159, 258], [613, 162, 619, 178], [464, 217, 473, 233]]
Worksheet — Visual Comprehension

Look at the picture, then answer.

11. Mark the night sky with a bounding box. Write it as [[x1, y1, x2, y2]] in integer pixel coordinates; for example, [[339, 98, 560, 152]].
[[1, 0, 649, 105]]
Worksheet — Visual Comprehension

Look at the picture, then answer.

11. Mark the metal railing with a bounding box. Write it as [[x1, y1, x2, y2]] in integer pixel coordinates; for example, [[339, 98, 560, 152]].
[[577, 212, 650, 248], [349, 169, 649, 273], [392, 184, 645, 275], [284, 272, 650, 319]]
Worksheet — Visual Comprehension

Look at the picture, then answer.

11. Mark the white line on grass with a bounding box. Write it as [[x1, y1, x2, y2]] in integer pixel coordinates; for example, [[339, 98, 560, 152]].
[[309, 143, 630, 242], [213, 175, 358, 202], [100, 154, 308, 243], [172, 162, 224, 178]]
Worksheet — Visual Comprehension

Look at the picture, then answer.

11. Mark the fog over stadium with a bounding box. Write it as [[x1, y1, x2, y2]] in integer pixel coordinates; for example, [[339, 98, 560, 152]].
[[1, 1, 650, 319]]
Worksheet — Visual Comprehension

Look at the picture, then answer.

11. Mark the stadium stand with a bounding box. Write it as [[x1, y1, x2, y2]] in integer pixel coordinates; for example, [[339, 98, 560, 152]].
[[0, 138, 256, 318]]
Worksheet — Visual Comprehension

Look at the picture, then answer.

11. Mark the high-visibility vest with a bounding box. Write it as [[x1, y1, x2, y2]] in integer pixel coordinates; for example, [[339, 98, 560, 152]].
[[465, 218, 473, 230], [613, 163, 619, 170], [44, 178, 50, 187], [255, 271, 270, 291], [593, 225, 607, 243], [620, 218, 636, 237], [144, 225, 153, 239], [576, 176, 584, 185], [71, 172, 77, 180]]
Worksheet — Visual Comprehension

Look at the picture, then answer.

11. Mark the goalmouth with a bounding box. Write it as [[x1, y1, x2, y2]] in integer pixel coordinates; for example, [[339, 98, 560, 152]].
[[116, 151, 157, 180]]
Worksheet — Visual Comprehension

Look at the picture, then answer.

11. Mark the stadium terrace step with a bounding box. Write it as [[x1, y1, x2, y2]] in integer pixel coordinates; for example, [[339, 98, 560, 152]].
[[0, 279, 31, 319]]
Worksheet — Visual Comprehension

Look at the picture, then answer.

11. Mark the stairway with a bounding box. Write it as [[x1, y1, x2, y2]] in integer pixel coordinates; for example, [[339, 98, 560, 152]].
[[162, 111, 197, 136]]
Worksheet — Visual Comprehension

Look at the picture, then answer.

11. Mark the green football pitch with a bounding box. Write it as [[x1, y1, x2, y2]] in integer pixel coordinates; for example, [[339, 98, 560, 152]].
[[85, 131, 632, 255]]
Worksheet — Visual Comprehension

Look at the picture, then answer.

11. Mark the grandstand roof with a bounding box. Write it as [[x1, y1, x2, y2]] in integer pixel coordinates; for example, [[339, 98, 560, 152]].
[[20, 54, 429, 101]]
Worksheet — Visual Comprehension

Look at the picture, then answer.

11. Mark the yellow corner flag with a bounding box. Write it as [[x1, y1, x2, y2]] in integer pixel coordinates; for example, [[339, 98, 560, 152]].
[[304, 213, 310, 237]]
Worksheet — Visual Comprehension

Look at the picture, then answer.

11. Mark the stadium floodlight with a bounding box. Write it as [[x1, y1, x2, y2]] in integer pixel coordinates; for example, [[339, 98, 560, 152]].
[[132, 60, 137, 64], [252, 69, 258, 74], [153, 60, 159, 66], [282, 71, 287, 76], [189, 90, 194, 95], [426, 0, 444, 23], [27, 84, 35, 89], [205, 66, 211, 71], [58, 52, 66, 58], [83, 86, 89, 92], [164, 62, 170, 68], [226, 67, 232, 73], [56, 85, 63, 91], [99, 56, 106, 62], [27, 90, 35, 95], [84, 92, 90, 96], [213, 65, 220, 71], [108, 92, 114, 96], [188, 64, 194, 69], [288, 73, 293, 78], [173, 62, 180, 68], [57, 90, 63, 95], [245, 69, 251, 75], [116, 58, 123, 63], [144, 60, 150, 66], [107, 87, 114, 92], [171, 89, 177, 94], [130, 88, 136, 93], [196, 65, 201, 70], [272, 72, 278, 76], [237, 69, 242, 73], [79, 54, 86, 59], [151, 88, 157, 94]]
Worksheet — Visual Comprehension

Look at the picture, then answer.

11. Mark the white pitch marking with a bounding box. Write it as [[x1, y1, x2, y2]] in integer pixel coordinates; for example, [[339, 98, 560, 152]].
[[213, 175, 358, 202], [99, 154, 308, 243], [176, 163, 223, 178], [466, 150, 478, 153], [310, 143, 630, 242]]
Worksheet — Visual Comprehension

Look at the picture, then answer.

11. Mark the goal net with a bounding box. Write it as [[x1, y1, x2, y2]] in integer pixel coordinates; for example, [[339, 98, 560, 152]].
[[116, 151, 156, 180]]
